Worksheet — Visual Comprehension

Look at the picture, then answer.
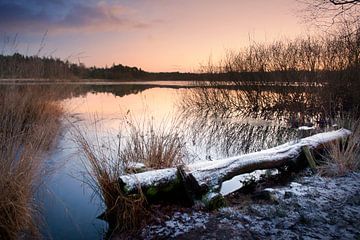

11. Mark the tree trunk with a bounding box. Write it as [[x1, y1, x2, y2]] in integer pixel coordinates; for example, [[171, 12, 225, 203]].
[[118, 129, 351, 206]]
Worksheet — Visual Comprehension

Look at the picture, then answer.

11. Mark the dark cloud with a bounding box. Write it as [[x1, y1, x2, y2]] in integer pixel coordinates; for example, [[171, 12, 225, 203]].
[[0, 2, 49, 30], [0, 0, 151, 33]]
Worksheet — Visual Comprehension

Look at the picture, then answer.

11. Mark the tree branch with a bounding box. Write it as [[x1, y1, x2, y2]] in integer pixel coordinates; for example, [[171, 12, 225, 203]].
[[329, 0, 360, 5]]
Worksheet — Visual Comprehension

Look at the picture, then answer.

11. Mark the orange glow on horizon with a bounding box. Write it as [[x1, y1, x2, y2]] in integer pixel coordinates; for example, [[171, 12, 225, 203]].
[[8, 0, 307, 72]]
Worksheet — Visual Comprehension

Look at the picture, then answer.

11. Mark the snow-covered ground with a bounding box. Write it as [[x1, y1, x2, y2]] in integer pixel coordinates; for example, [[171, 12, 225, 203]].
[[140, 172, 360, 239]]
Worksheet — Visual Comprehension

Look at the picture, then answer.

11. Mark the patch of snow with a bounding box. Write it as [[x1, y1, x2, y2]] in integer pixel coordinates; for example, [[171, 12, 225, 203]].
[[180, 172, 360, 239], [119, 168, 177, 193], [298, 126, 315, 130], [127, 162, 146, 169], [141, 211, 209, 239], [264, 181, 311, 198]]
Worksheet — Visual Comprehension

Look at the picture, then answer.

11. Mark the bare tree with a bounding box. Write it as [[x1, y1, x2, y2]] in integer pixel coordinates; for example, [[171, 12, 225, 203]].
[[298, 0, 360, 30]]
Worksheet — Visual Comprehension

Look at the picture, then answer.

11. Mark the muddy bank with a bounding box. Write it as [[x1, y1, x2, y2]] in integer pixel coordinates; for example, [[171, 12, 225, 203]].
[[138, 172, 360, 239]]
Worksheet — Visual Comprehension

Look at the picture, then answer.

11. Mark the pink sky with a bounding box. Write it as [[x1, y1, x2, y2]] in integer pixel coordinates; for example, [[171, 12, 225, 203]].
[[2, 0, 310, 72]]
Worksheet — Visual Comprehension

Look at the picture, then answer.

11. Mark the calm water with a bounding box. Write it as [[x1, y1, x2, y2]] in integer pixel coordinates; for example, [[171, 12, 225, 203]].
[[36, 81, 324, 239], [41, 84, 188, 239]]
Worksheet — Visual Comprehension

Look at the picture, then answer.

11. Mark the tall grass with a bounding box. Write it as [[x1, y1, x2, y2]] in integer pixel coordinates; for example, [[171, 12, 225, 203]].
[[201, 25, 360, 80], [186, 25, 360, 130], [120, 116, 187, 169], [74, 132, 147, 236], [74, 116, 187, 235], [319, 116, 360, 176], [0, 86, 63, 239]]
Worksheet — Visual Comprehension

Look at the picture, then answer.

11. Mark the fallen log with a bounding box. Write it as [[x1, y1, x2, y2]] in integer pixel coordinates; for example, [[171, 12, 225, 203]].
[[118, 128, 351, 206]]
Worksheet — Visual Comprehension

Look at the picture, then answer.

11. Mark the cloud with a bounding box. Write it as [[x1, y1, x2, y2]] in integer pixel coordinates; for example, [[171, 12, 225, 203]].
[[0, 0, 152, 33]]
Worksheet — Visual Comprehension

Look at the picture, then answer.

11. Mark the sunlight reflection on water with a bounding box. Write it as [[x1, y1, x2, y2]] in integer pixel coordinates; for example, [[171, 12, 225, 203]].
[[43, 87, 186, 239], [42, 83, 301, 239]]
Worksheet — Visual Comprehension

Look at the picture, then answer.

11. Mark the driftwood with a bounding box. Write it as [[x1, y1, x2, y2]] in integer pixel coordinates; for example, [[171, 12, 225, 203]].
[[118, 129, 351, 208]]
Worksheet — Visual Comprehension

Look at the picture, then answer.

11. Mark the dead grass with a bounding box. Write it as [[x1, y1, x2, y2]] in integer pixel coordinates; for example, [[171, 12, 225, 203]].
[[0, 86, 63, 239], [73, 115, 188, 235], [74, 132, 148, 236], [319, 116, 360, 176], [120, 116, 187, 169]]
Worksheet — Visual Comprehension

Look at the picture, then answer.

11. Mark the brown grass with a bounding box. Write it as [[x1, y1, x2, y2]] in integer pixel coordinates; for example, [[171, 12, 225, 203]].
[[73, 116, 188, 235], [190, 25, 360, 128], [120, 116, 187, 169], [0, 86, 63, 239], [74, 131, 147, 236], [319, 116, 360, 176]]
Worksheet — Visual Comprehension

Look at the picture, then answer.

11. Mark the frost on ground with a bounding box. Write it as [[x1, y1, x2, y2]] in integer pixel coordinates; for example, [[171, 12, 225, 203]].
[[141, 211, 209, 239], [141, 172, 360, 239]]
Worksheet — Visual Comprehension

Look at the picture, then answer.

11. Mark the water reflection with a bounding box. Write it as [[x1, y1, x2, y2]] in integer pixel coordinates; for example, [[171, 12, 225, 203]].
[[41, 130, 108, 239], [64, 87, 183, 124], [182, 117, 298, 159], [178, 84, 355, 158], [3, 81, 352, 239], [186, 88, 309, 120], [41, 86, 185, 239], [67, 84, 152, 99]]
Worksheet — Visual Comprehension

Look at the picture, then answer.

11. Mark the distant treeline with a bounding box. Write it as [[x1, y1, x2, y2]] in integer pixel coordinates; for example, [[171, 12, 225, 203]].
[[85, 65, 209, 81], [1, 52, 358, 84], [0, 53, 209, 81], [0, 53, 77, 79], [1, 25, 359, 82]]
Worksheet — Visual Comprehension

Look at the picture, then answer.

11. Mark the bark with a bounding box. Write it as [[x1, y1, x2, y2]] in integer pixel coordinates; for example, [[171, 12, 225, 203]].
[[118, 129, 351, 206]]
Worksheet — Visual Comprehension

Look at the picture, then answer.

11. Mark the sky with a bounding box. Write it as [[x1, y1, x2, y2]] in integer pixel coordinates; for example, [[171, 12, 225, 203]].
[[0, 0, 309, 72]]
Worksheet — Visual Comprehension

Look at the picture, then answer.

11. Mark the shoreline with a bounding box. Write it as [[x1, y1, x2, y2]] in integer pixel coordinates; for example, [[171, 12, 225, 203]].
[[136, 171, 360, 239]]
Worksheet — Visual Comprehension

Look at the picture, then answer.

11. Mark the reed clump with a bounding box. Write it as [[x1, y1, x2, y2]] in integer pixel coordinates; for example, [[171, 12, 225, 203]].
[[120, 117, 187, 169], [74, 132, 148, 236], [0, 86, 63, 239], [187, 25, 360, 128], [319, 117, 360, 176], [74, 117, 187, 235]]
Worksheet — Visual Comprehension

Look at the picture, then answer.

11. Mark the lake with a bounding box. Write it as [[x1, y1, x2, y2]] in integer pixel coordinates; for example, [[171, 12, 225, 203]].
[[9, 81, 336, 239]]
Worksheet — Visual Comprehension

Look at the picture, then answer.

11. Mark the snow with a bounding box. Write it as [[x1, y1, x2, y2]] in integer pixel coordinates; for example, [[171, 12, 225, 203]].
[[119, 168, 177, 193], [264, 182, 311, 197], [298, 126, 316, 130], [152, 172, 360, 239], [141, 211, 209, 239], [188, 128, 351, 187], [126, 162, 146, 169], [139, 172, 360, 239], [119, 129, 351, 193]]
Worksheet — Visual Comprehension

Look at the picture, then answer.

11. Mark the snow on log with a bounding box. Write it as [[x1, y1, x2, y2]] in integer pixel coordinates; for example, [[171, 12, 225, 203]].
[[119, 168, 178, 194], [118, 129, 351, 202], [188, 128, 351, 187]]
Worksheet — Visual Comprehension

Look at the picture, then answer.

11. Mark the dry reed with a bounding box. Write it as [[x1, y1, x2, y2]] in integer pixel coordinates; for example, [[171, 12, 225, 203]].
[[319, 116, 360, 176], [0, 86, 63, 239], [73, 115, 188, 235], [190, 25, 360, 127], [120, 116, 187, 169], [74, 131, 147, 236]]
